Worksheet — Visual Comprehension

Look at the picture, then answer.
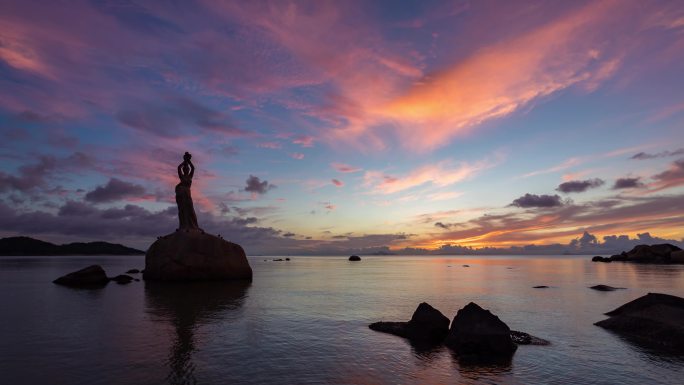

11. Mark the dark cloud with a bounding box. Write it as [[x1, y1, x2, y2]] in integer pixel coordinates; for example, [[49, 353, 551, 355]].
[[117, 97, 246, 138], [651, 158, 684, 191], [612, 177, 644, 189], [631, 148, 684, 160], [0, 156, 56, 193], [434, 222, 451, 229], [84, 178, 146, 203], [0, 152, 96, 194], [282, 232, 295, 237], [556, 178, 604, 193], [510, 193, 564, 208], [244, 175, 276, 194]]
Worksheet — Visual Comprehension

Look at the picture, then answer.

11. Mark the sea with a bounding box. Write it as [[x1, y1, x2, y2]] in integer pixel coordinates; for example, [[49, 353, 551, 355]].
[[1, 255, 683, 385]]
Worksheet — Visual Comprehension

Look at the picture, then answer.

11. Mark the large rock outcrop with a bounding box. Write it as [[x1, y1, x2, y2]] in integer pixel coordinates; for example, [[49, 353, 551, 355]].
[[144, 229, 252, 282], [369, 302, 450, 344], [445, 302, 517, 360], [603, 244, 683, 264], [370, 302, 547, 358], [53, 265, 110, 287], [595, 293, 684, 353]]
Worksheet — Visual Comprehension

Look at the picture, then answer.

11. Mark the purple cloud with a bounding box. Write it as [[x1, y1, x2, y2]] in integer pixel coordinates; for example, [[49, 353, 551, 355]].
[[651, 158, 684, 191], [510, 193, 564, 208], [84, 178, 146, 203], [631, 148, 684, 160], [556, 178, 604, 193], [244, 175, 276, 194], [612, 177, 644, 189]]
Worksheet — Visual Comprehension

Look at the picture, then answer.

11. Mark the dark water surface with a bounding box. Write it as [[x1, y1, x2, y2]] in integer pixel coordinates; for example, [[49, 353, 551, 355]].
[[1, 255, 683, 384]]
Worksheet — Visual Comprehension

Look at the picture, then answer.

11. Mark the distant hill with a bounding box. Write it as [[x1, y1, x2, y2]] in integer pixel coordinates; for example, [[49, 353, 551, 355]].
[[0, 236, 145, 256]]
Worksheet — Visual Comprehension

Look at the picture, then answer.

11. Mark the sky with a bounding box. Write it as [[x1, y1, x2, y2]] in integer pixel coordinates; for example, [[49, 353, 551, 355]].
[[1, 0, 684, 255]]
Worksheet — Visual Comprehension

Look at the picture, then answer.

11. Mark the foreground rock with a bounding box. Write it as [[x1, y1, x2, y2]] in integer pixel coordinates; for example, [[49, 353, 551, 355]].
[[605, 244, 682, 264], [369, 302, 450, 345], [53, 265, 109, 287], [445, 302, 517, 360], [595, 293, 684, 353], [144, 229, 252, 282], [590, 284, 625, 291], [349, 255, 361, 261]]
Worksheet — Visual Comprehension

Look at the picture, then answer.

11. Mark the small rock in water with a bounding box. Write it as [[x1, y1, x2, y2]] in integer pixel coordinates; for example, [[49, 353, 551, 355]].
[[285, 258, 291, 261], [462, 264, 470, 267], [273, 258, 284, 261], [590, 284, 625, 291], [349, 255, 361, 261], [591, 256, 611, 263], [126, 269, 140, 274], [110, 274, 134, 284], [510, 330, 550, 345], [53, 265, 109, 287], [533, 285, 549, 289]]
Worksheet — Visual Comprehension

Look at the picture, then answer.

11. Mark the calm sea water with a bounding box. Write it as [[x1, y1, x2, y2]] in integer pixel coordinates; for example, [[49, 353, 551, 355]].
[[1, 255, 683, 385]]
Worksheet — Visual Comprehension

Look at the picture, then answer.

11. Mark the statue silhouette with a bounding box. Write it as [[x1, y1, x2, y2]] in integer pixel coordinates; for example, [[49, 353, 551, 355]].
[[176, 152, 199, 231]]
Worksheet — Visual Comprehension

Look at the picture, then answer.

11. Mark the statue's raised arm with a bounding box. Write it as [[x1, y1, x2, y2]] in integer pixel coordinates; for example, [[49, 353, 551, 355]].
[[188, 159, 195, 179]]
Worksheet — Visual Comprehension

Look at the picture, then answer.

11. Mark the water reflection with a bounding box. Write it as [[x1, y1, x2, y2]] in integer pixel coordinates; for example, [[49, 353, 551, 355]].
[[145, 281, 250, 385], [452, 353, 513, 382]]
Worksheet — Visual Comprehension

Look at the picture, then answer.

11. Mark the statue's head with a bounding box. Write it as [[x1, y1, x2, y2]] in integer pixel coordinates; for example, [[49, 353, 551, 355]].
[[183, 152, 192, 162]]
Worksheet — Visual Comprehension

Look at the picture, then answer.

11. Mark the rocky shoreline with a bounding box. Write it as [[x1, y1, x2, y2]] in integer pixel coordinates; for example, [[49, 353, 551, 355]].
[[592, 244, 683, 264]]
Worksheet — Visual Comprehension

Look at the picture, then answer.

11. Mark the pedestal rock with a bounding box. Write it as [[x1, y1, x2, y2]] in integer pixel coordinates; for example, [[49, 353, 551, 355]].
[[143, 229, 252, 281]]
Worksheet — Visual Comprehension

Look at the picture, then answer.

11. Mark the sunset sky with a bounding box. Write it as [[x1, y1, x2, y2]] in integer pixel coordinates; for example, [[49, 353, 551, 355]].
[[1, 0, 683, 254]]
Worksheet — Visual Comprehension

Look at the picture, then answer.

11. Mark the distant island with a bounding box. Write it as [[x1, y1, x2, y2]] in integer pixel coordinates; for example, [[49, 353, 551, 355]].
[[0, 236, 144, 256]]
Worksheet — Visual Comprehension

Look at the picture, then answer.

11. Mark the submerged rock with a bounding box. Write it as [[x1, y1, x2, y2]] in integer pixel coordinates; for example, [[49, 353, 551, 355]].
[[53, 265, 109, 287], [595, 293, 684, 353], [532, 285, 549, 289], [349, 255, 361, 261], [144, 229, 252, 282], [590, 284, 625, 291], [445, 302, 517, 360], [126, 269, 140, 274], [110, 274, 134, 284], [369, 302, 450, 344], [510, 330, 550, 345]]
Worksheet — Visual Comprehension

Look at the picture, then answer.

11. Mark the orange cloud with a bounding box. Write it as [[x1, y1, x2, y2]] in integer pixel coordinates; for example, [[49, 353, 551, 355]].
[[329, 0, 638, 152]]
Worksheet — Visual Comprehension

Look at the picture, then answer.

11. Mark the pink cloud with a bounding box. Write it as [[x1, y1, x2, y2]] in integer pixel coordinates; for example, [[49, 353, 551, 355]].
[[258, 142, 283, 149], [331, 179, 344, 187], [292, 135, 315, 147], [290, 152, 305, 160], [331, 163, 362, 173]]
